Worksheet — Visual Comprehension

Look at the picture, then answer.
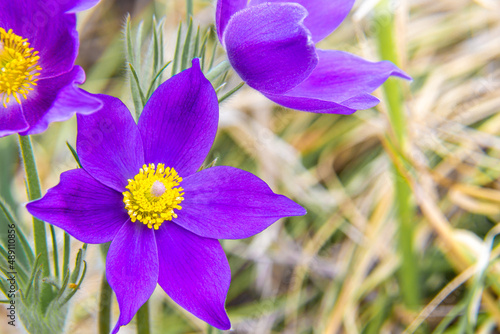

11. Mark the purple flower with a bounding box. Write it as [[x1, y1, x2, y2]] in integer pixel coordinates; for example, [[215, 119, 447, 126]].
[[0, 0, 102, 137], [216, 0, 411, 114], [27, 59, 305, 332]]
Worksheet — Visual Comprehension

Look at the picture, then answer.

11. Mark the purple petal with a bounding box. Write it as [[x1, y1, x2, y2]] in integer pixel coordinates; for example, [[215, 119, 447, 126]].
[[20, 66, 103, 136], [64, 0, 101, 13], [156, 223, 231, 330], [249, 0, 355, 43], [174, 166, 306, 239], [264, 50, 411, 114], [26, 169, 127, 244], [0, 104, 28, 138], [0, 2, 79, 79], [77, 94, 144, 192], [224, 2, 318, 95], [107, 222, 158, 334], [216, 0, 248, 43], [138, 59, 217, 177]]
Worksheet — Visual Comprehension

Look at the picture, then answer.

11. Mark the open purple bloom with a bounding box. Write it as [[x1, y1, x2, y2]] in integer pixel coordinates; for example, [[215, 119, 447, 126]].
[[0, 0, 102, 137], [216, 0, 411, 114], [27, 59, 305, 332]]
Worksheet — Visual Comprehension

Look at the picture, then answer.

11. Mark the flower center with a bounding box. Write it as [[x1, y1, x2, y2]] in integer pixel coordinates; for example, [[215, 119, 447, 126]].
[[123, 163, 184, 230], [0, 27, 42, 108]]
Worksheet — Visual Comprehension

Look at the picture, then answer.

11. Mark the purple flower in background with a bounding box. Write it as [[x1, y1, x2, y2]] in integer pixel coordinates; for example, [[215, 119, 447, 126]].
[[27, 59, 305, 332], [216, 0, 411, 114], [0, 0, 102, 137]]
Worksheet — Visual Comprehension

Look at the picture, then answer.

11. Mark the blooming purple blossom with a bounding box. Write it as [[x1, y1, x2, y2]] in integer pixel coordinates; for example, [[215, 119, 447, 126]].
[[216, 0, 411, 114], [27, 59, 306, 332], [0, 0, 102, 137]]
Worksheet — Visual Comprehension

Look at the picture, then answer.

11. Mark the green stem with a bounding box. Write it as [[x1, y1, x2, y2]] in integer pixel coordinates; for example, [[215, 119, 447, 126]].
[[18, 136, 50, 275], [18, 135, 52, 311], [98, 273, 113, 334], [136, 300, 150, 334], [375, 1, 420, 309]]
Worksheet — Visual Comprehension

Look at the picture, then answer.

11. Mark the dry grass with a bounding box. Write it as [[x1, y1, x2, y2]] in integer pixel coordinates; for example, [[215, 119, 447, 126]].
[[1, 0, 500, 333]]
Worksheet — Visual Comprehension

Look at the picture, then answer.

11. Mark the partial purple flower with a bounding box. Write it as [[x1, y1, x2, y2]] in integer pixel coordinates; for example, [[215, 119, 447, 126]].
[[0, 0, 102, 137], [27, 59, 306, 332], [216, 0, 411, 114]]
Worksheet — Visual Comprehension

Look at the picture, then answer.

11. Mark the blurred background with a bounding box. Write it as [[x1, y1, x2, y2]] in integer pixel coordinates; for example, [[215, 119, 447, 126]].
[[1, 0, 500, 333]]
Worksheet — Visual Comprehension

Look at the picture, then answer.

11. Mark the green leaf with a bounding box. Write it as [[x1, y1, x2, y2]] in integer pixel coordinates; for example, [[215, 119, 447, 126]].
[[65, 142, 82, 168], [145, 61, 172, 99], [62, 233, 70, 284], [180, 17, 193, 72], [128, 63, 147, 109], [218, 82, 245, 103], [0, 195, 35, 268], [171, 22, 183, 76]]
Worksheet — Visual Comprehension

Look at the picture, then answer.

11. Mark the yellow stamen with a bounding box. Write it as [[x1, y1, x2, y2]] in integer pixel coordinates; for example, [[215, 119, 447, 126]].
[[123, 163, 184, 230], [0, 27, 42, 108]]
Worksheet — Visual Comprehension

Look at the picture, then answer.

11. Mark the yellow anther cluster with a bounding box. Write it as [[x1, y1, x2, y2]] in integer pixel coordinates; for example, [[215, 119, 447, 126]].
[[0, 27, 42, 108], [123, 163, 184, 230]]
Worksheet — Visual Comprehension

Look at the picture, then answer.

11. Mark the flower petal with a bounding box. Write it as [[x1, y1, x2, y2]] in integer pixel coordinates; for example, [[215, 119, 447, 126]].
[[64, 0, 101, 13], [264, 50, 411, 114], [215, 0, 248, 43], [0, 3, 79, 79], [156, 223, 231, 330], [174, 166, 306, 239], [249, 0, 355, 43], [107, 222, 158, 334], [26, 169, 127, 244], [0, 104, 28, 138], [224, 2, 318, 95], [20, 66, 103, 136], [138, 59, 217, 177], [77, 94, 144, 193]]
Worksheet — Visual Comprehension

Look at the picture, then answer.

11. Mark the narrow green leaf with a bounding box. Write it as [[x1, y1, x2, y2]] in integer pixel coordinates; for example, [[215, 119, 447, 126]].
[[0, 245, 28, 286], [23, 255, 41, 300], [205, 60, 231, 82], [125, 14, 135, 67], [135, 20, 145, 66], [128, 63, 147, 108], [0, 278, 8, 297], [61, 261, 87, 306], [171, 22, 183, 75], [70, 249, 83, 284], [66, 142, 82, 168], [186, 0, 193, 20], [152, 16, 159, 75], [0, 265, 21, 289], [180, 17, 193, 71], [193, 26, 200, 61], [62, 232, 70, 284], [215, 82, 226, 94], [54, 270, 70, 301], [32, 263, 42, 304], [218, 82, 245, 103], [208, 37, 218, 71], [0, 196, 34, 266], [50, 225, 59, 280], [198, 29, 210, 72], [145, 61, 172, 99]]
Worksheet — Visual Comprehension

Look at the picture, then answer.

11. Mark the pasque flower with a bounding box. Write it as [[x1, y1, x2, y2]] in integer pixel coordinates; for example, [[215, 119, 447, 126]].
[[27, 59, 305, 332], [0, 0, 102, 137], [216, 0, 411, 114]]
